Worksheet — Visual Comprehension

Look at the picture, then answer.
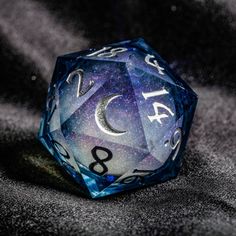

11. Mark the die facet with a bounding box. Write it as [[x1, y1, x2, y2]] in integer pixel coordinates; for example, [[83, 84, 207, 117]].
[[38, 38, 198, 198]]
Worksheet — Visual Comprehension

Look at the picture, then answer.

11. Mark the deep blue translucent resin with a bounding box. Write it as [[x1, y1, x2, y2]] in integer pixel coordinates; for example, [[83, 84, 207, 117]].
[[38, 38, 198, 198]]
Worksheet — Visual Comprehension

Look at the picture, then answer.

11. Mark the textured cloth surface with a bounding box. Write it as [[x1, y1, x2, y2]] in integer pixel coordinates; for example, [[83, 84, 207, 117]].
[[0, 0, 235, 235]]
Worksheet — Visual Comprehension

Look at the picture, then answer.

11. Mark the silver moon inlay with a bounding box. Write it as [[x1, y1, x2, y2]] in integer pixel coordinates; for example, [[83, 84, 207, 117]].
[[95, 94, 126, 136]]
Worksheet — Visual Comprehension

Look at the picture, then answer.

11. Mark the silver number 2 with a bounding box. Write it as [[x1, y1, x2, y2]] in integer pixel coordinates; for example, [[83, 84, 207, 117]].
[[66, 69, 94, 97]]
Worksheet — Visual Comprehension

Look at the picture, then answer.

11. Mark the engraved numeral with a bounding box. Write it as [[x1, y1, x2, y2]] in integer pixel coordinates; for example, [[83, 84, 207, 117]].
[[142, 88, 168, 100], [166, 128, 182, 160], [148, 102, 174, 124], [66, 69, 94, 97], [52, 140, 70, 160], [87, 47, 127, 58], [119, 169, 156, 185], [87, 47, 111, 57], [145, 54, 165, 75], [47, 104, 56, 123], [142, 88, 174, 124], [89, 146, 113, 175], [46, 86, 57, 124], [52, 139, 82, 173]]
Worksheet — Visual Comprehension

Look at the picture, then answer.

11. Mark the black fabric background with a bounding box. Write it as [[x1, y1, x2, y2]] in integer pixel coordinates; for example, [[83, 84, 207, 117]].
[[0, 0, 235, 235]]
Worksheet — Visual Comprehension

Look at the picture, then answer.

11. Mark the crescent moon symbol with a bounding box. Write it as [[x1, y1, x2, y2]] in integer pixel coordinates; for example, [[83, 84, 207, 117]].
[[95, 94, 126, 136]]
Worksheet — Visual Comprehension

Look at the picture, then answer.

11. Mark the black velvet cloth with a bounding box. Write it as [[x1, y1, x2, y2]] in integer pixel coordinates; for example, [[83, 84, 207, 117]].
[[0, 0, 235, 235]]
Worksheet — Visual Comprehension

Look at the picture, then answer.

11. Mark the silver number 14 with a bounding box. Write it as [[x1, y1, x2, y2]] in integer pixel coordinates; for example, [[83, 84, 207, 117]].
[[142, 88, 174, 125]]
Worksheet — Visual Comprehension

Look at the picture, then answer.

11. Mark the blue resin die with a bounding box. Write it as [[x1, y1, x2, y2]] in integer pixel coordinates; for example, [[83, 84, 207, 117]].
[[39, 38, 197, 198]]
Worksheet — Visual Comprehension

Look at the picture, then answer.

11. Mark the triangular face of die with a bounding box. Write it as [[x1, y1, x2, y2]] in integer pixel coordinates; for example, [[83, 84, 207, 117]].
[[67, 133, 149, 197], [61, 62, 149, 153], [126, 66, 197, 161]]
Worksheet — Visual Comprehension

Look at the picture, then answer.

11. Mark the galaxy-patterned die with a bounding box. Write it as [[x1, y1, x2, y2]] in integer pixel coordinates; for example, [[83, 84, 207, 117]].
[[38, 38, 198, 198]]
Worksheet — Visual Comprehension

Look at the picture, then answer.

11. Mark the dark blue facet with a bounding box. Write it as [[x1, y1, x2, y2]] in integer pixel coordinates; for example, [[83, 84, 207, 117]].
[[39, 39, 197, 198]]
